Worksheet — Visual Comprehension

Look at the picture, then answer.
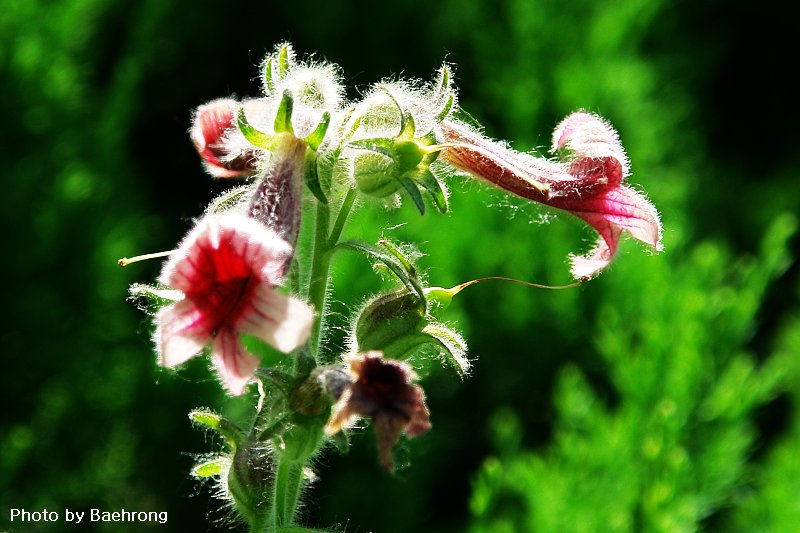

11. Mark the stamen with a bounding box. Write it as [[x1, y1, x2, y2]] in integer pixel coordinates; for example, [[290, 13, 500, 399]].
[[118, 250, 174, 267]]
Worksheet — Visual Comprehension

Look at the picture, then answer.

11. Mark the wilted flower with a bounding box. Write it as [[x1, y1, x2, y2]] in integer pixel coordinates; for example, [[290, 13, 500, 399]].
[[191, 98, 259, 178], [440, 111, 662, 278], [156, 213, 314, 395], [325, 351, 431, 471]]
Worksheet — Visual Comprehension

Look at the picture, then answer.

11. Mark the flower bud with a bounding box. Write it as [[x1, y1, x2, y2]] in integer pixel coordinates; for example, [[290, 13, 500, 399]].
[[190, 99, 259, 178], [353, 290, 427, 358]]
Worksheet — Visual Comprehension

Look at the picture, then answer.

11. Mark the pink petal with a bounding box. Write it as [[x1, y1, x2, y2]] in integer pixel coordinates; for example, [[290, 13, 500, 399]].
[[159, 214, 292, 293], [552, 111, 629, 174], [156, 299, 209, 368], [211, 328, 260, 395], [191, 99, 258, 179], [236, 283, 314, 353]]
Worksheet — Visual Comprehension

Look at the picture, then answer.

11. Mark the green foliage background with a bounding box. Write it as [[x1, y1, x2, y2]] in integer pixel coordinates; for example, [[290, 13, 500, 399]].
[[2, 0, 798, 531]]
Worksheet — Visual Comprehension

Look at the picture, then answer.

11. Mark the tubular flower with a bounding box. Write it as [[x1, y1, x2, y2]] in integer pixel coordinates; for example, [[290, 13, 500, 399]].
[[155, 213, 314, 395], [325, 351, 431, 471], [190, 98, 259, 178], [440, 111, 662, 278]]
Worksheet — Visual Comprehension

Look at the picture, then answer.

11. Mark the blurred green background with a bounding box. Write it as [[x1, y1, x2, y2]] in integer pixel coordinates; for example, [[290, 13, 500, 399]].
[[2, 0, 799, 531]]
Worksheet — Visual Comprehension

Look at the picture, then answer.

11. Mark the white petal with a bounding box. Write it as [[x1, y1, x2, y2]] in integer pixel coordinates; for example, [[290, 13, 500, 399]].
[[156, 300, 208, 368], [211, 329, 260, 396], [237, 284, 314, 353]]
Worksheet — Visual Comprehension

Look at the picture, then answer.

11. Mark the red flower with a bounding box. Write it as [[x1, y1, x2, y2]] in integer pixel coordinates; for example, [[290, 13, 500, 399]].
[[440, 112, 662, 278], [156, 213, 314, 395], [190, 98, 259, 179]]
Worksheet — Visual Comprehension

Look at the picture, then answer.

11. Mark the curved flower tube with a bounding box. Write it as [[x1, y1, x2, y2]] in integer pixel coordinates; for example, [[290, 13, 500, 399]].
[[440, 111, 662, 278]]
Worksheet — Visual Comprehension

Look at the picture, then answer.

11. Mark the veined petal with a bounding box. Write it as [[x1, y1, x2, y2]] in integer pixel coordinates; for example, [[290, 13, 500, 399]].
[[552, 111, 629, 175], [156, 299, 209, 368], [236, 284, 314, 353], [191, 98, 258, 179], [158, 213, 293, 293], [211, 328, 260, 396]]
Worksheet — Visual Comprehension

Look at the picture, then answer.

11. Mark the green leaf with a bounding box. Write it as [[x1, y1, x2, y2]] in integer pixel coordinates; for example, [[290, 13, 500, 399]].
[[274, 90, 294, 134], [417, 169, 448, 213], [397, 174, 426, 215], [189, 409, 245, 449], [191, 457, 228, 478], [304, 111, 330, 150], [304, 148, 328, 204], [238, 107, 276, 150], [335, 240, 425, 300], [422, 323, 470, 377]]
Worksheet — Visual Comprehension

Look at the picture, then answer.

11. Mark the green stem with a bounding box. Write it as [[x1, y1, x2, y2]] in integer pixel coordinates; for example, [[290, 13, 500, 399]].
[[271, 457, 303, 529], [306, 188, 357, 355]]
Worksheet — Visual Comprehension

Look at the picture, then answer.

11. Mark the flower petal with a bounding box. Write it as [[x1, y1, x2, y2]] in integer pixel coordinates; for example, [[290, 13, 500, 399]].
[[191, 98, 258, 179], [156, 299, 209, 368], [211, 329, 260, 395], [236, 283, 314, 353]]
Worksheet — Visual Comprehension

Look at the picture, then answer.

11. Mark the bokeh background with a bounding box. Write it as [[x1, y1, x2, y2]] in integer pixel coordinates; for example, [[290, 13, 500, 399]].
[[2, 0, 799, 531]]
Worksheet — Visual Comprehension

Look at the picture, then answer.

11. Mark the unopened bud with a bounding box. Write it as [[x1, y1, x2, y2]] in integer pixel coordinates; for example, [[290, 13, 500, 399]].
[[354, 290, 427, 358]]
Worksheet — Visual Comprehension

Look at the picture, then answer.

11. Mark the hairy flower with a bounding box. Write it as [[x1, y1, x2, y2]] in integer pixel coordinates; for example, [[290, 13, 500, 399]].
[[191, 98, 259, 178], [440, 112, 662, 278], [325, 351, 431, 471], [156, 213, 314, 395]]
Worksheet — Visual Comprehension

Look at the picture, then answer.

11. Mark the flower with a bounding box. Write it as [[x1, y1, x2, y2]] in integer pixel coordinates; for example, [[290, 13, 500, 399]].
[[155, 213, 314, 395], [440, 111, 662, 278], [324, 351, 431, 471], [190, 98, 259, 178]]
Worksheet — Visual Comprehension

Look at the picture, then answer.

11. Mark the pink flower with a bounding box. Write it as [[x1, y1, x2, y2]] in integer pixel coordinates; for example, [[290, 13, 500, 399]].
[[324, 351, 431, 471], [440, 112, 662, 278], [190, 98, 259, 178], [156, 213, 314, 395]]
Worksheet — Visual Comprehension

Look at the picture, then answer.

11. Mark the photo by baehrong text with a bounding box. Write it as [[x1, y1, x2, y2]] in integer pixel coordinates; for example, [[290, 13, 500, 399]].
[[8, 508, 168, 524]]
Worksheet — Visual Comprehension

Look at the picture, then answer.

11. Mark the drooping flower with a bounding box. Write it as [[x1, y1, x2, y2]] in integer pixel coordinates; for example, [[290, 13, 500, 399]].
[[324, 351, 431, 471], [440, 111, 662, 278], [190, 98, 259, 178], [156, 213, 314, 395]]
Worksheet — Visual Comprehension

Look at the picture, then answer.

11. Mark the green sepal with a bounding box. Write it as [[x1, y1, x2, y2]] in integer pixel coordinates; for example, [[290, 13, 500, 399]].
[[205, 184, 251, 214], [330, 429, 350, 454], [335, 240, 425, 300], [349, 137, 394, 157], [191, 457, 228, 478], [416, 168, 448, 213], [257, 413, 292, 441], [304, 111, 330, 151], [263, 57, 275, 93], [189, 409, 246, 450], [238, 107, 276, 150], [128, 284, 182, 306], [255, 368, 297, 399], [304, 148, 328, 204], [397, 174, 426, 215], [277, 43, 292, 78], [421, 323, 470, 377], [400, 112, 416, 138], [436, 93, 455, 122], [274, 90, 294, 134], [378, 239, 417, 278]]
